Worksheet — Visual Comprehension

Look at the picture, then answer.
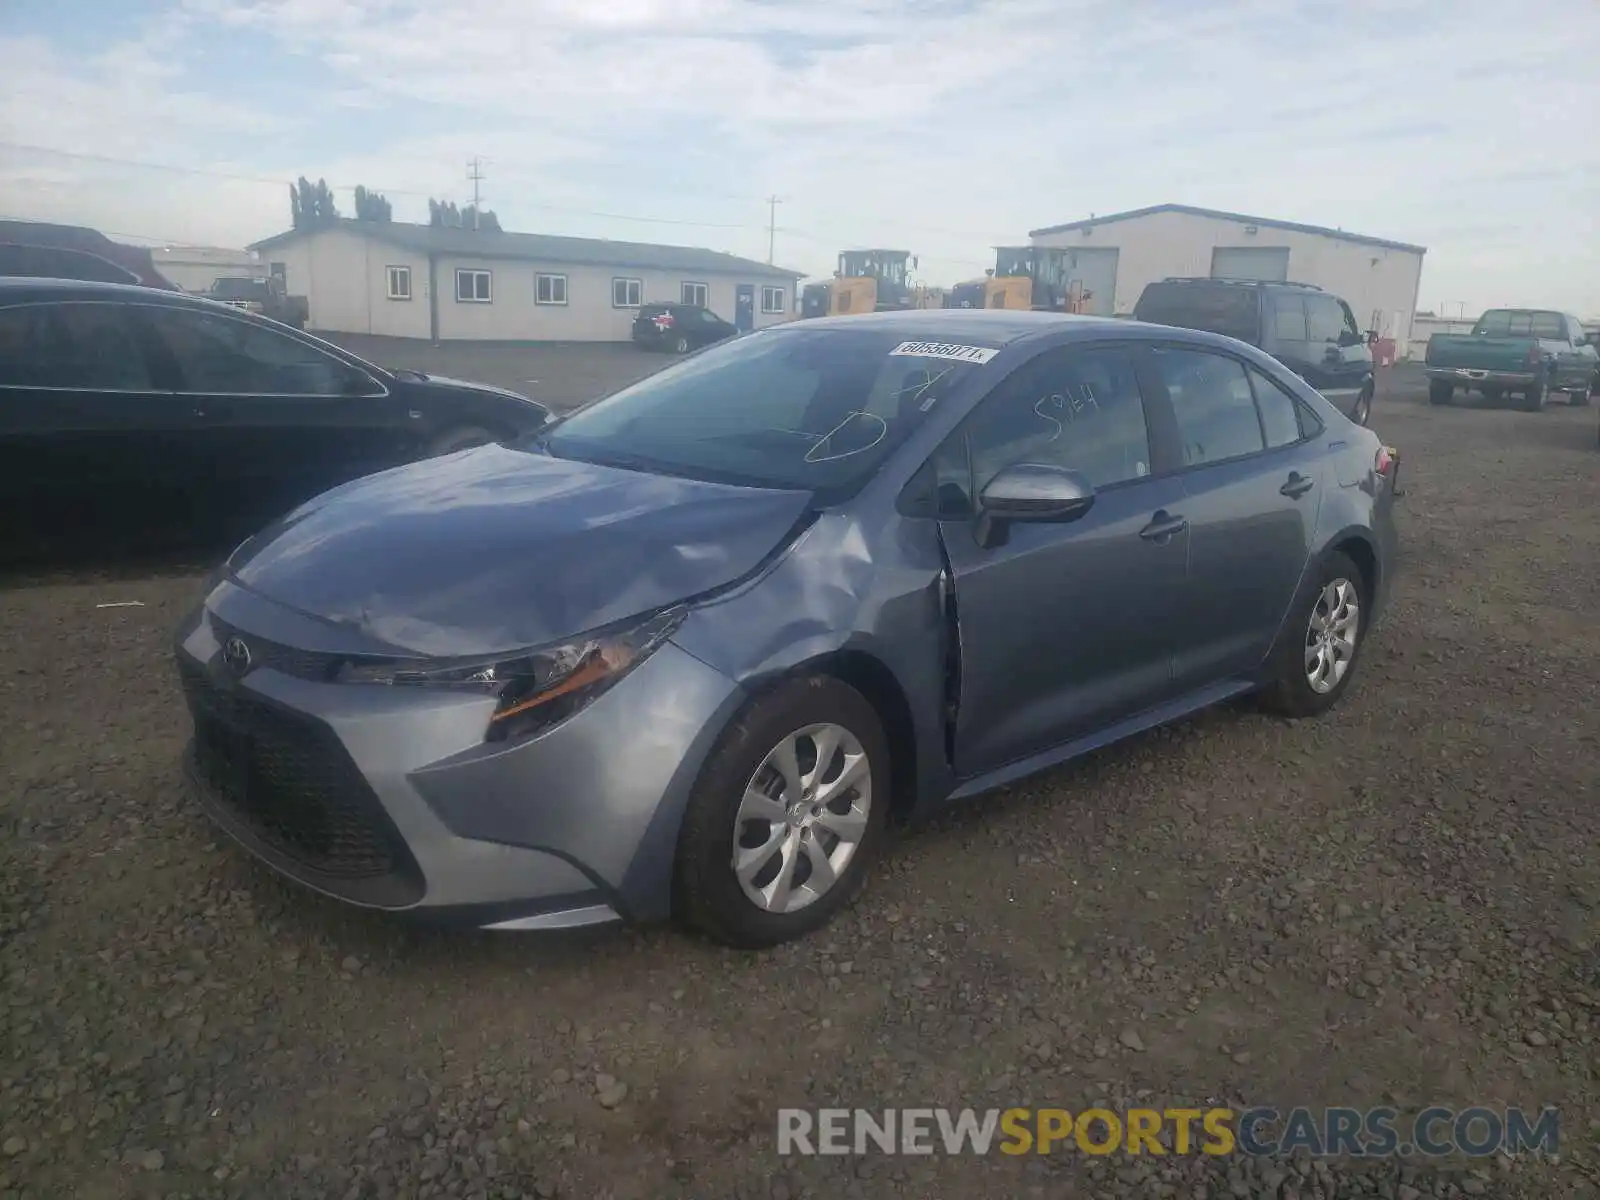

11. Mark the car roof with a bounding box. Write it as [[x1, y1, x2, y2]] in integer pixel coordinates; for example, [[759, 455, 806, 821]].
[[785, 308, 1122, 343], [1146, 276, 1323, 292], [0, 276, 213, 307]]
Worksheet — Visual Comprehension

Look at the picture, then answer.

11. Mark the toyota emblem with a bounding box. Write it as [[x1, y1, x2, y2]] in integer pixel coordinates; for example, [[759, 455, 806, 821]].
[[221, 636, 253, 675]]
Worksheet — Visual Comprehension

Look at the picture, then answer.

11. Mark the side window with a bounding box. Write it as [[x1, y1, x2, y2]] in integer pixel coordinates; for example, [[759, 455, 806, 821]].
[[1151, 347, 1266, 467], [1530, 311, 1564, 339], [932, 346, 1153, 516], [1337, 300, 1363, 343], [1304, 295, 1345, 345], [0, 302, 153, 390], [145, 308, 358, 396], [1272, 294, 1308, 342], [1247, 365, 1303, 449]]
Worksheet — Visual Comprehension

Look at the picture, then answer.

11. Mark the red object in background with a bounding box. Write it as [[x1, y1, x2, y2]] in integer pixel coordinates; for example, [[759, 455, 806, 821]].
[[1371, 337, 1396, 367]]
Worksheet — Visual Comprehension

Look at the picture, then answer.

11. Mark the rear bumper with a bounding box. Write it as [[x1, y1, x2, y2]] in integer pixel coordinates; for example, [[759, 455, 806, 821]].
[[1424, 366, 1537, 387]]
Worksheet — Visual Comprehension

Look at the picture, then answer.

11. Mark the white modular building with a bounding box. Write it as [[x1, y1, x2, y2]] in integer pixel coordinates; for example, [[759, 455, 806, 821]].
[[1029, 204, 1427, 349]]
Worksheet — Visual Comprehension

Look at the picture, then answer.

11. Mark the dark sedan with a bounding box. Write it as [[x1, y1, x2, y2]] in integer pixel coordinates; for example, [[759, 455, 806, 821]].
[[631, 302, 738, 353], [175, 310, 1401, 947], [0, 278, 551, 561]]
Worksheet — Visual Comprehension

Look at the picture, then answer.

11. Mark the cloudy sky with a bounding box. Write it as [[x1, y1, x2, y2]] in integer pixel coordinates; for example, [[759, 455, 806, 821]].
[[1, 0, 1596, 313]]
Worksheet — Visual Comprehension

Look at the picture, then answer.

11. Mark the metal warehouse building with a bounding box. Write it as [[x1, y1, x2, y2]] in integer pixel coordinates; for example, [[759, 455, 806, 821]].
[[249, 220, 804, 343], [1028, 204, 1427, 350]]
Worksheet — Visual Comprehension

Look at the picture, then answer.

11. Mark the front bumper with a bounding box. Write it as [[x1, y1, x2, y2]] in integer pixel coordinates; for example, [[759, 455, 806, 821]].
[[1424, 366, 1537, 387], [174, 596, 745, 928]]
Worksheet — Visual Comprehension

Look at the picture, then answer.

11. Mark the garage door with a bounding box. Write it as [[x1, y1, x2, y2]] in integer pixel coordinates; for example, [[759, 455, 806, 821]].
[[1210, 246, 1290, 282], [1063, 248, 1119, 316]]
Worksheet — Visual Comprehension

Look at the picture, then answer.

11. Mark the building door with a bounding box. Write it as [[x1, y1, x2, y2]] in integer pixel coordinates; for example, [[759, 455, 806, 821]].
[[1210, 246, 1289, 282], [735, 284, 755, 332], [1063, 248, 1119, 315]]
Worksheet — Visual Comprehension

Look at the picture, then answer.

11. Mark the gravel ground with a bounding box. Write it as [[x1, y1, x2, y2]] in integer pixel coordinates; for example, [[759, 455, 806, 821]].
[[1, 371, 1597, 1200]]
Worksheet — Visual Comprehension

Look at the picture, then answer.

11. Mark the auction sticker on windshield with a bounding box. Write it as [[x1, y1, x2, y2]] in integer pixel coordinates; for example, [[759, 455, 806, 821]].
[[888, 341, 999, 364]]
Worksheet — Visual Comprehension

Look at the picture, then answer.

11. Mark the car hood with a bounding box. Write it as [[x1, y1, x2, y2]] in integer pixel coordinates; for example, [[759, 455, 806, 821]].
[[222, 444, 814, 658]]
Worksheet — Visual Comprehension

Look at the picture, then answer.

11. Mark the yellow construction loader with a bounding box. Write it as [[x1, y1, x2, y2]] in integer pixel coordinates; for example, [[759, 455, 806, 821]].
[[945, 248, 1095, 313], [827, 250, 917, 315]]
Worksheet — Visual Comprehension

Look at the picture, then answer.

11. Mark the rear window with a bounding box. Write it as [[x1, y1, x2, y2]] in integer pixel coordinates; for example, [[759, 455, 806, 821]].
[[543, 327, 999, 502], [1473, 309, 1563, 338], [0, 243, 141, 285], [1134, 282, 1260, 344]]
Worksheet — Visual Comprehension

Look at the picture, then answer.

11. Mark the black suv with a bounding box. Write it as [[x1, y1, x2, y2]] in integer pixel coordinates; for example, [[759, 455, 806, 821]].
[[1133, 278, 1377, 426], [631, 303, 738, 354]]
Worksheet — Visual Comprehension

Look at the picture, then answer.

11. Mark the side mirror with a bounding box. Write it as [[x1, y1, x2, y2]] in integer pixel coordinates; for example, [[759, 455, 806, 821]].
[[979, 463, 1095, 522]]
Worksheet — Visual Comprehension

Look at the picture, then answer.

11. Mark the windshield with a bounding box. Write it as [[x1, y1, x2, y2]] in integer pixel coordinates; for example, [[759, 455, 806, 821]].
[[542, 327, 997, 501]]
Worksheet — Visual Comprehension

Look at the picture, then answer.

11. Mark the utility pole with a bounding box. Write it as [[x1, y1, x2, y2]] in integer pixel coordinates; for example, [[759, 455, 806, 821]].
[[467, 157, 486, 230], [766, 195, 783, 264]]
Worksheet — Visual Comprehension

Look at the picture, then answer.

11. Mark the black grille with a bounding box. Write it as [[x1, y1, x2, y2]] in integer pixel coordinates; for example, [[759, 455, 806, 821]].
[[209, 617, 342, 682], [178, 659, 421, 893]]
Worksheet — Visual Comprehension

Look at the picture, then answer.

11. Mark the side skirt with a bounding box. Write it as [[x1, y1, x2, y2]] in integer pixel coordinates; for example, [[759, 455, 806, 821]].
[[944, 677, 1257, 804]]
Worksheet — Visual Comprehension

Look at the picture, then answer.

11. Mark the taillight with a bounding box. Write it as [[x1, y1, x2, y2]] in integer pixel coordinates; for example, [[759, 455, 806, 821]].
[[1527, 344, 1542, 366], [1375, 445, 1396, 476]]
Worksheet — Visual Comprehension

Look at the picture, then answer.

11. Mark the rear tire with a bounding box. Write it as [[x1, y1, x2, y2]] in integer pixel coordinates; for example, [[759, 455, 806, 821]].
[[674, 335, 690, 354], [425, 425, 498, 456], [1518, 381, 1547, 412], [673, 676, 891, 949], [1427, 380, 1453, 406], [1568, 387, 1591, 407], [1258, 550, 1369, 719]]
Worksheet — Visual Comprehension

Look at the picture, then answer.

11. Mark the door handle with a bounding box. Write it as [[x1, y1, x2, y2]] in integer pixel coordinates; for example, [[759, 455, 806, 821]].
[[1281, 472, 1315, 499], [1139, 510, 1188, 542]]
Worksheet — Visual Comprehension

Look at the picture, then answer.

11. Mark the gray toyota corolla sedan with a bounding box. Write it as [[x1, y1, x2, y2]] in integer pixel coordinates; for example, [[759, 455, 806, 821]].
[[174, 310, 1401, 947]]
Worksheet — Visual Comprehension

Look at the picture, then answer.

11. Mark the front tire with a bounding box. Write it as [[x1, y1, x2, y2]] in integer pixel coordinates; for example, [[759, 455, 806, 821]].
[[673, 676, 891, 949], [1259, 551, 1368, 719], [1428, 380, 1453, 405]]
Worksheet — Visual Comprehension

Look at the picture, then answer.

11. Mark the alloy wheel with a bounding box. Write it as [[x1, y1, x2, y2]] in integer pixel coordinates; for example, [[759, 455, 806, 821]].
[[1305, 578, 1360, 694], [732, 723, 872, 915]]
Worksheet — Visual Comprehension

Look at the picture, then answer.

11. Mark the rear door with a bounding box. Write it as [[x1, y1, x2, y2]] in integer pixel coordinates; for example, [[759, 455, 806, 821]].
[[1141, 343, 1320, 689], [1265, 290, 1317, 385], [0, 299, 196, 547], [933, 342, 1191, 776], [139, 304, 414, 514]]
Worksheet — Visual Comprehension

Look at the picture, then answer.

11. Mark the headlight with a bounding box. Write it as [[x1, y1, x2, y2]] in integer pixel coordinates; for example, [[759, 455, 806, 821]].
[[336, 606, 686, 743]]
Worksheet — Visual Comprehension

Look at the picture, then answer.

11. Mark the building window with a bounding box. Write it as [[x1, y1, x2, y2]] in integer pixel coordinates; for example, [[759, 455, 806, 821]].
[[612, 277, 643, 308], [681, 281, 708, 308], [456, 269, 492, 303], [761, 285, 786, 314], [386, 265, 412, 301], [535, 273, 568, 306]]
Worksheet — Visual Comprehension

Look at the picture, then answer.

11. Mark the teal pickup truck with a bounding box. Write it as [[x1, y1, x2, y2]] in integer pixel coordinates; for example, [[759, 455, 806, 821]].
[[1424, 308, 1597, 411]]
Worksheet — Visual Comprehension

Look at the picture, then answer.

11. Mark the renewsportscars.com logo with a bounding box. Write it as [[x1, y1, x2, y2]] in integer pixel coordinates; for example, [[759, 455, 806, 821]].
[[776, 1107, 1561, 1158]]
